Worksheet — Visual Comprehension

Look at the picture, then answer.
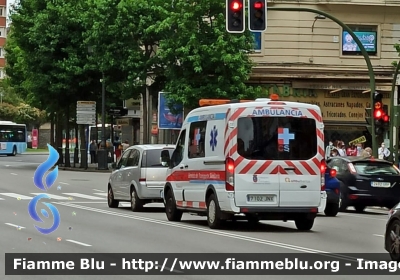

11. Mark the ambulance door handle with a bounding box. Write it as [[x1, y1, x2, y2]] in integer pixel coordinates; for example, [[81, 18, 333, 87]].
[[284, 167, 296, 171]]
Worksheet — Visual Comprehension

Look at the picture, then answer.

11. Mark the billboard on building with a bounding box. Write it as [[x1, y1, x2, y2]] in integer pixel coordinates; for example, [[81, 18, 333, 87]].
[[158, 92, 183, 130]]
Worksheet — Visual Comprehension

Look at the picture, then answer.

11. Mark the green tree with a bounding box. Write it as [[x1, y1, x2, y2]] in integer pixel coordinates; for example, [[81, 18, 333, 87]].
[[156, 0, 261, 109]]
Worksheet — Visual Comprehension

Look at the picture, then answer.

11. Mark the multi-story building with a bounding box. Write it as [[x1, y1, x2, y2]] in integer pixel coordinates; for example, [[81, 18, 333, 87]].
[[248, 0, 400, 147]]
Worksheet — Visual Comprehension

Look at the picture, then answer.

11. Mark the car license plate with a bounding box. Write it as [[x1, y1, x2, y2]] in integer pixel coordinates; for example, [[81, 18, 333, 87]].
[[248, 195, 275, 202], [371, 181, 391, 188]]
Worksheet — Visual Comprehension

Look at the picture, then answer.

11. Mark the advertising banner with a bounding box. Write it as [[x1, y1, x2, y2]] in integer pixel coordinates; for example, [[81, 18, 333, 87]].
[[32, 129, 38, 149], [158, 92, 183, 130]]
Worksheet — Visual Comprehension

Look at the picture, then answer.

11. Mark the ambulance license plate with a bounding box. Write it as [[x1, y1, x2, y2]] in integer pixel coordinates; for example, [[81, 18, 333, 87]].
[[248, 195, 275, 202]]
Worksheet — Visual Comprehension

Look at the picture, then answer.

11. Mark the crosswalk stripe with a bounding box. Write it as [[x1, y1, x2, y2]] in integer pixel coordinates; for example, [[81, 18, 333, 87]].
[[30, 193, 70, 200], [93, 193, 107, 197], [62, 193, 105, 200], [0, 193, 32, 200]]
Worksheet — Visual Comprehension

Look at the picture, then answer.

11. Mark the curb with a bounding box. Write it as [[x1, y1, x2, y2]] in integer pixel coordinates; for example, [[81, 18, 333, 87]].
[[22, 153, 49, 155], [60, 167, 112, 173]]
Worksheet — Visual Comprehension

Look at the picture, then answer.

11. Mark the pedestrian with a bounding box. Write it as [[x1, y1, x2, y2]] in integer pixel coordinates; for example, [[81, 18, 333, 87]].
[[378, 142, 390, 160], [121, 140, 130, 151], [325, 141, 334, 160], [361, 147, 373, 158], [113, 137, 122, 161], [346, 144, 357, 156], [89, 140, 97, 164]]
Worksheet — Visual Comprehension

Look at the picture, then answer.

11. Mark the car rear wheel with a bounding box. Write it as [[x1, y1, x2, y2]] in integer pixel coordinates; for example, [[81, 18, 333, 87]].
[[387, 220, 400, 261], [294, 216, 315, 231], [165, 190, 182, 222], [324, 202, 339, 217], [339, 192, 348, 212], [207, 194, 222, 229], [107, 187, 119, 208], [131, 188, 143, 212]]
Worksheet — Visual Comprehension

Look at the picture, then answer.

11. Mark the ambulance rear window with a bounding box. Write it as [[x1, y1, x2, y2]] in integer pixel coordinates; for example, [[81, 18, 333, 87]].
[[237, 116, 317, 160]]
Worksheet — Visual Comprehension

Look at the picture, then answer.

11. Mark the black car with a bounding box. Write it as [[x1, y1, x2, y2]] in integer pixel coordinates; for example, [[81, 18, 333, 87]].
[[326, 156, 400, 212], [385, 203, 400, 261]]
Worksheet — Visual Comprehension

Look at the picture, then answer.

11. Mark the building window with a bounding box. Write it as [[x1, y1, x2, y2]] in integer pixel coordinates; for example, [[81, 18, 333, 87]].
[[342, 25, 378, 56], [0, 7, 4, 16], [0, 28, 5, 37], [252, 32, 261, 52], [0, 48, 3, 58]]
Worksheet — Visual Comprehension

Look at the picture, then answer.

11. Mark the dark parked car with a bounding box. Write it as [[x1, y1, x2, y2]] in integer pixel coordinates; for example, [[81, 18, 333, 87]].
[[385, 203, 400, 261], [326, 156, 400, 212]]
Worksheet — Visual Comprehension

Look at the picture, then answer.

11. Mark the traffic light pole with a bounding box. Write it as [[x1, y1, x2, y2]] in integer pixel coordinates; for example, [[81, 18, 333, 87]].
[[389, 61, 400, 166], [268, 6, 377, 157]]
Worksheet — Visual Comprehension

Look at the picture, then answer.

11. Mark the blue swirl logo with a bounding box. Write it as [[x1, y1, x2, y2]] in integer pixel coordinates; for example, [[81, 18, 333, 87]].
[[28, 144, 61, 234]]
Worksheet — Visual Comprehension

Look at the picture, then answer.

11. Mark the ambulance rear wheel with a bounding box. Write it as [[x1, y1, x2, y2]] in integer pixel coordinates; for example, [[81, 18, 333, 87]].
[[207, 194, 222, 229], [165, 190, 182, 222], [294, 216, 315, 231]]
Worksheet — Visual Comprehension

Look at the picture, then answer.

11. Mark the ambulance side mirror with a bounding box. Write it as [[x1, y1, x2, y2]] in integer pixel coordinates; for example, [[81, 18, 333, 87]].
[[161, 150, 171, 167]]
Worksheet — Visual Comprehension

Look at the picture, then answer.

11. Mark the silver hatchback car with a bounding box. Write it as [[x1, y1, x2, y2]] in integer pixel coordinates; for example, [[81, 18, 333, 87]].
[[107, 144, 175, 211]]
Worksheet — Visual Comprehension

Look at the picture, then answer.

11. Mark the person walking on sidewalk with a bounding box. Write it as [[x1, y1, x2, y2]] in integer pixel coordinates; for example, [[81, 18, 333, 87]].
[[89, 140, 98, 164]]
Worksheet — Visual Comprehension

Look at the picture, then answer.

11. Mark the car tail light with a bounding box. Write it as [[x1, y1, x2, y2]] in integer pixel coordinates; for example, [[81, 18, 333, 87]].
[[334, 188, 340, 195], [225, 157, 235, 191], [330, 169, 336, 177], [347, 163, 357, 174], [320, 160, 326, 191], [139, 178, 146, 182]]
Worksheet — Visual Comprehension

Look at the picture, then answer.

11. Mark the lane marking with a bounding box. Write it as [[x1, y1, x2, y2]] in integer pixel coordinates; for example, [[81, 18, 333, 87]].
[[62, 193, 105, 200], [373, 234, 384, 237], [10, 173, 18, 176], [93, 189, 105, 192], [5, 223, 25, 229], [339, 212, 387, 221], [5, 165, 10, 167], [0, 198, 4, 200], [120, 202, 131, 207], [0, 193, 32, 200], [59, 182, 69, 185], [93, 193, 107, 197], [65, 239, 92, 247], [54, 202, 363, 262], [30, 193, 70, 200]]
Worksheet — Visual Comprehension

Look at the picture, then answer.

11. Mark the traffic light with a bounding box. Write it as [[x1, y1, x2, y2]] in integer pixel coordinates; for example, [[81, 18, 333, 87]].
[[248, 0, 266, 32], [226, 0, 245, 33], [372, 91, 386, 136]]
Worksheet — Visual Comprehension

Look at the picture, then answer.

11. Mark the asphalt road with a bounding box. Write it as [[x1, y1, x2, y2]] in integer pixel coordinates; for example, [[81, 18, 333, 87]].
[[0, 154, 397, 280]]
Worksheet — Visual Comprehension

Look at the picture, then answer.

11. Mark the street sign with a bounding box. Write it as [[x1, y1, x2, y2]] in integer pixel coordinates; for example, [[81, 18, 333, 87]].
[[77, 101, 96, 125], [108, 107, 128, 117]]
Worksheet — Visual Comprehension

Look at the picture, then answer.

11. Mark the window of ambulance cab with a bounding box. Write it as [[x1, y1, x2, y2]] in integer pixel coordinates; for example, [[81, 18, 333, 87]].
[[237, 116, 317, 160], [142, 149, 174, 167], [170, 129, 187, 168], [353, 162, 400, 175]]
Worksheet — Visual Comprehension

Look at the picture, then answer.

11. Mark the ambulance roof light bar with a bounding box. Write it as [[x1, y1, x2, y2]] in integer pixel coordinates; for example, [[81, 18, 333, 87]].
[[199, 99, 254, 107]]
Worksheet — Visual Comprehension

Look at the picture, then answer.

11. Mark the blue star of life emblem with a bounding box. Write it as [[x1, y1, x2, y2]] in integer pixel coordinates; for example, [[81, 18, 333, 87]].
[[210, 125, 218, 151]]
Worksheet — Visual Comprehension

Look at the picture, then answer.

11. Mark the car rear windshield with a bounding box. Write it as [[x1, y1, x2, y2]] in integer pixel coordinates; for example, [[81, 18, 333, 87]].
[[237, 116, 317, 160], [353, 162, 400, 175], [142, 148, 174, 168]]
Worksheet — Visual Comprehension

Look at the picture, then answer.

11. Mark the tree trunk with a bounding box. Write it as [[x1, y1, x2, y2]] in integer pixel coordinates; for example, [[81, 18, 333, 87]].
[[50, 112, 55, 147], [55, 112, 64, 165], [79, 125, 86, 168], [74, 123, 79, 166], [64, 106, 71, 167], [142, 87, 148, 144]]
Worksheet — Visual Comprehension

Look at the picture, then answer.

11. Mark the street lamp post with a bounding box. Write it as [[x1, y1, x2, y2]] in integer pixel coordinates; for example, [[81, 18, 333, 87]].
[[268, 6, 377, 156], [88, 45, 108, 170]]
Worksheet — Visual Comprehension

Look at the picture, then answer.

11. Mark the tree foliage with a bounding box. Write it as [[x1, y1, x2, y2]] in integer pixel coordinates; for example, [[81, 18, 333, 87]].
[[156, 0, 261, 108]]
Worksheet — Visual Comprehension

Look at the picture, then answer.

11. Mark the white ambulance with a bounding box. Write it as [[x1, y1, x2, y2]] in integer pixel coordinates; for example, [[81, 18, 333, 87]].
[[161, 95, 326, 231]]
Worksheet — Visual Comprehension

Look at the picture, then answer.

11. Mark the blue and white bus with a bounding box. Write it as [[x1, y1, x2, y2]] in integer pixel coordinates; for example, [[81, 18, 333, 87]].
[[0, 121, 27, 156]]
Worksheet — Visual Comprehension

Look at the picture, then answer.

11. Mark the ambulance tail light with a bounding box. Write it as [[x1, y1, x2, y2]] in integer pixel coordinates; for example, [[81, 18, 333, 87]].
[[225, 157, 235, 191], [320, 160, 326, 191]]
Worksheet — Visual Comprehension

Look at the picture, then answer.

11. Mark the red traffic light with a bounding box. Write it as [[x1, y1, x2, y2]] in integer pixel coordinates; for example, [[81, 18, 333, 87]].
[[231, 1, 242, 11], [383, 115, 389, 122], [254, 1, 263, 8], [374, 101, 382, 110], [374, 109, 383, 119]]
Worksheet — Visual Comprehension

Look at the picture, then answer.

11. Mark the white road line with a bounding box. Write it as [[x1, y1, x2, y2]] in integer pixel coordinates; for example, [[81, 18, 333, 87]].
[[5, 223, 25, 229], [373, 234, 384, 237], [120, 202, 131, 207], [10, 173, 18, 176], [54, 202, 363, 263], [0, 193, 32, 200], [61, 201, 106, 204], [62, 193, 105, 200], [65, 239, 92, 247], [30, 193, 70, 200], [0, 198, 4, 200], [93, 189, 105, 192], [93, 193, 107, 197], [5, 165, 10, 167], [338, 212, 387, 221], [59, 182, 69, 185]]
